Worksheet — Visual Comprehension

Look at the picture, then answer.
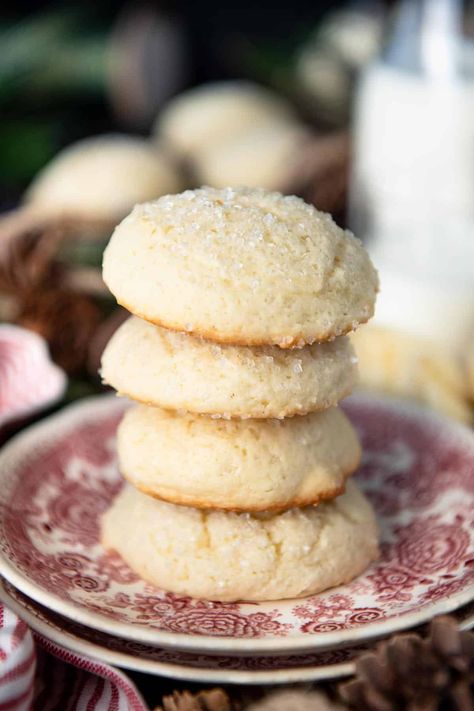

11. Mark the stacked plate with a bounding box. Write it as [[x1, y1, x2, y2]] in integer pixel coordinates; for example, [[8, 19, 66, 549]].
[[0, 393, 472, 684]]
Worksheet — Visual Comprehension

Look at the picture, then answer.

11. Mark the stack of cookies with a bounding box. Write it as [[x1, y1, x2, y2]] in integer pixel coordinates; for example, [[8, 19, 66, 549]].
[[100, 187, 379, 602]]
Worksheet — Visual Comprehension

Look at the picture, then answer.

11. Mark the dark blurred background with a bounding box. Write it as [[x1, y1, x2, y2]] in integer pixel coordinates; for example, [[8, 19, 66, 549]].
[[0, 0, 366, 201]]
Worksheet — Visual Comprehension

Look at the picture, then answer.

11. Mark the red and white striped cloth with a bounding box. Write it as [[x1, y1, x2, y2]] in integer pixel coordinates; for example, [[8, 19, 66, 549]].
[[0, 602, 148, 711], [0, 605, 35, 711]]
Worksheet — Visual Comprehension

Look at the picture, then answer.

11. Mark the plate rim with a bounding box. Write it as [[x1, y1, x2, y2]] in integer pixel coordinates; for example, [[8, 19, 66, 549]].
[[0, 393, 473, 654], [0, 579, 356, 685], [1, 579, 472, 687]]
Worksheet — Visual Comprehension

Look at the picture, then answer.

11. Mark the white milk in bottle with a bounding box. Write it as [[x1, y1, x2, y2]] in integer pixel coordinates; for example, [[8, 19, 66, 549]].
[[350, 0, 474, 351]]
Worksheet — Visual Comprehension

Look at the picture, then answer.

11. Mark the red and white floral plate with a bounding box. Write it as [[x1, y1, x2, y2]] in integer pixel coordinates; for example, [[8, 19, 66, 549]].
[[1, 579, 472, 685], [0, 394, 472, 655]]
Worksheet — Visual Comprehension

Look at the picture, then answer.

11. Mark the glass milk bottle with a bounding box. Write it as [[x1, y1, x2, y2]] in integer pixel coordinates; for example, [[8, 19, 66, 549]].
[[350, 0, 474, 352]]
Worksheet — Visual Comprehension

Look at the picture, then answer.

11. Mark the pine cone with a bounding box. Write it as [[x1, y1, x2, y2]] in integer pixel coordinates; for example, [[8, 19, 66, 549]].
[[17, 286, 102, 375], [285, 132, 350, 218], [155, 688, 344, 711], [0, 209, 65, 293], [155, 688, 235, 711], [340, 616, 474, 711]]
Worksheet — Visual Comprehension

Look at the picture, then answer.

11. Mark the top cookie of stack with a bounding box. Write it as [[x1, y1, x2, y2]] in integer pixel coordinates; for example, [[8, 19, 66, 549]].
[[103, 186, 377, 348]]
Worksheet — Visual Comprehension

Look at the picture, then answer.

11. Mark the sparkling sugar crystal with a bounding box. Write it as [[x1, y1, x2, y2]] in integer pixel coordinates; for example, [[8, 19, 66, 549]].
[[292, 359, 303, 374]]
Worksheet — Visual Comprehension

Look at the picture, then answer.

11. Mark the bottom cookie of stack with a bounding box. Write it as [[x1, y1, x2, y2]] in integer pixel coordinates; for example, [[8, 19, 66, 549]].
[[101, 480, 378, 602]]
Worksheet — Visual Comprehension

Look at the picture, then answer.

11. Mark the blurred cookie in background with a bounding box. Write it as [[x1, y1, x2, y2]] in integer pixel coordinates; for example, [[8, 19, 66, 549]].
[[156, 80, 296, 161], [0, 130, 185, 378], [295, 4, 383, 127], [24, 134, 183, 227], [155, 79, 350, 215], [192, 120, 311, 191], [352, 325, 473, 425]]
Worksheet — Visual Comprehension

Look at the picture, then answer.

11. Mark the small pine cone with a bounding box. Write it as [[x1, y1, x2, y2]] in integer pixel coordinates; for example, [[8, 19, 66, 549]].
[[0, 209, 65, 293], [155, 688, 234, 711], [340, 616, 474, 711], [17, 286, 102, 375], [285, 132, 350, 218]]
